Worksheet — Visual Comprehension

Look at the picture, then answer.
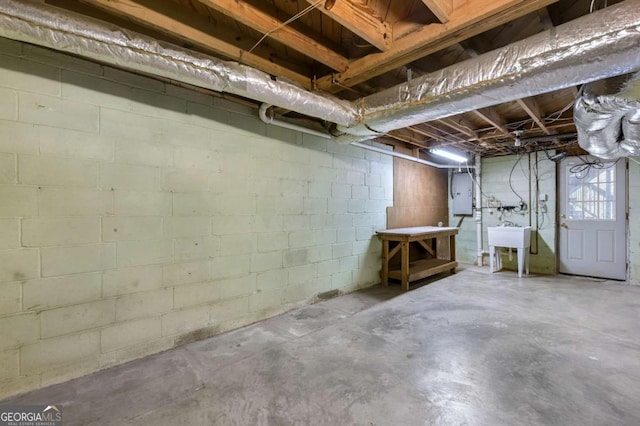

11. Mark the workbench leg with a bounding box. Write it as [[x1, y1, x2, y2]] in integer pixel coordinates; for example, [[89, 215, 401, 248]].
[[381, 240, 389, 286], [401, 241, 410, 291]]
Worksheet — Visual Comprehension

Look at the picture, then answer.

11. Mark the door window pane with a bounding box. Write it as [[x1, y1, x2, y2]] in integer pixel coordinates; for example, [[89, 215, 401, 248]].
[[566, 163, 616, 220]]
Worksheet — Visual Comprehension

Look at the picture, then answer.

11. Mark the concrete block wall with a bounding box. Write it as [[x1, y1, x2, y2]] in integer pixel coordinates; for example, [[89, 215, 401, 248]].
[[450, 154, 557, 273], [0, 37, 393, 398]]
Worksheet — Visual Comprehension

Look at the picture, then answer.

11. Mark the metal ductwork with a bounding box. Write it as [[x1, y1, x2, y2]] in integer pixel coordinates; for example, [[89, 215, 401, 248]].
[[0, 0, 639, 145], [0, 0, 357, 128], [575, 73, 640, 159], [334, 0, 640, 141]]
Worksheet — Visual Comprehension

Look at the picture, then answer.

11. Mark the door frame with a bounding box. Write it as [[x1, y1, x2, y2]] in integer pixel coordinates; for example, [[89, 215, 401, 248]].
[[555, 156, 629, 280]]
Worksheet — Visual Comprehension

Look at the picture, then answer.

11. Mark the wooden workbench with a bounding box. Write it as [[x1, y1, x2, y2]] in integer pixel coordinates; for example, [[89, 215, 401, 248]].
[[376, 226, 459, 291]]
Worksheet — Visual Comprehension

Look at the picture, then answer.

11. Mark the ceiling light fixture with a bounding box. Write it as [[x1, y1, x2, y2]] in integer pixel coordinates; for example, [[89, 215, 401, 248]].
[[431, 148, 468, 163]]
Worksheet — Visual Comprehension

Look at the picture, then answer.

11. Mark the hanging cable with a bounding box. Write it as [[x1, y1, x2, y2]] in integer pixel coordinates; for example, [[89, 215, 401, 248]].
[[465, 161, 491, 200], [247, 0, 323, 54], [569, 156, 619, 179], [509, 153, 527, 204]]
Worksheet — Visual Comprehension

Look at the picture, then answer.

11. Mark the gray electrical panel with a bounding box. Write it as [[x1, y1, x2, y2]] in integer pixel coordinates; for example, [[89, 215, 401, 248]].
[[452, 173, 473, 215]]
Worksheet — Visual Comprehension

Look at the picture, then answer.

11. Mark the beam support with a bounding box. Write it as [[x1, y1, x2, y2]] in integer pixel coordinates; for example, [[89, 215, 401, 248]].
[[437, 117, 479, 140], [516, 97, 551, 135], [473, 108, 509, 135], [196, 0, 348, 71], [307, 0, 391, 51], [422, 0, 453, 23], [317, 0, 559, 92], [82, 0, 312, 87]]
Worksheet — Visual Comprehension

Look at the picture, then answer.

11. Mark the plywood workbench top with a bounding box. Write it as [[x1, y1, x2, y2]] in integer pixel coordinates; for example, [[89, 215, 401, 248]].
[[376, 226, 459, 236]]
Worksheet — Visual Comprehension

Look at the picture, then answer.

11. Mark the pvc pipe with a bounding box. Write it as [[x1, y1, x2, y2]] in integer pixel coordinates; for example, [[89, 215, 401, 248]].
[[258, 104, 475, 169], [475, 154, 483, 266], [350, 143, 475, 169], [258, 103, 332, 139]]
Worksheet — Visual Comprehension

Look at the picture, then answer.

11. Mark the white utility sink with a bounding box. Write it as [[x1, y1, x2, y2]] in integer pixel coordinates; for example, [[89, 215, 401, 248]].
[[487, 226, 532, 277], [487, 226, 532, 248]]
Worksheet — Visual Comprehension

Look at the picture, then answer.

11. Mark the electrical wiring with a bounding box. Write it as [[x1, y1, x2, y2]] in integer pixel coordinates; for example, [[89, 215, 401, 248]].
[[449, 171, 455, 199], [544, 99, 575, 124], [506, 118, 534, 131], [518, 150, 531, 181], [509, 153, 527, 204], [465, 161, 491, 200], [532, 151, 546, 231], [422, 122, 468, 144], [569, 156, 619, 179], [247, 0, 323, 54], [544, 87, 583, 125]]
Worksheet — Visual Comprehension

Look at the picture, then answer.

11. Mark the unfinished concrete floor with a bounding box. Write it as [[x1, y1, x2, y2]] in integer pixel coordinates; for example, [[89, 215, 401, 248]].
[[5, 265, 640, 425]]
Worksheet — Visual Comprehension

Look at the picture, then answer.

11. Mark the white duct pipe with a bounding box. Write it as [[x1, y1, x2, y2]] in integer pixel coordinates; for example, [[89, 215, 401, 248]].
[[474, 155, 483, 266], [258, 104, 475, 169], [258, 104, 332, 139], [349, 143, 474, 170]]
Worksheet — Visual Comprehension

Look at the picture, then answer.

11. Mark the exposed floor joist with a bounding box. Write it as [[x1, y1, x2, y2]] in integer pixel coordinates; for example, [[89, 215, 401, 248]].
[[44, 0, 595, 157], [316, 0, 559, 92], [196, 0, 349, 71], [305, 0, 391, 51], [81, 0, 313, 88], [517, 98, 552, 135], [473, 107, 510, 135], [421, 0, 454, 23]]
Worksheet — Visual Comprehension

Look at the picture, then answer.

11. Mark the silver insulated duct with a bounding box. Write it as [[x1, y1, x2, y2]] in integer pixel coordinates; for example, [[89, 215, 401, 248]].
[[575, 73, 640, 159], [334, 0, 640, 140], [0, 0, 357, 128], [0, 0, 639, 144]]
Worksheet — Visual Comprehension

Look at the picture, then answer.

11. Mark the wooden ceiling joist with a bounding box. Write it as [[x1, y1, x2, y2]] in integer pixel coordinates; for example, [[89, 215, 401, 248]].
[[437, 117, 478, 140], [196, 0, 348, 72], [82, 0, 313, 88], [306, 0, 392, 52], [49, 0, 586, 158], [421, 0, 454, 23], [473, 107, 510, 135], [387, 129, 431, 149], [408, 125, 447, 142], [317, 0, 559, 92], [516, 98, 551, 135]]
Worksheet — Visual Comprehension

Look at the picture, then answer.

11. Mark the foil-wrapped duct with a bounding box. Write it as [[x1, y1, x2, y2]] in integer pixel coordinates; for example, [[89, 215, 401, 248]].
[[335, 0, 640, 141], [575, 73, 640, 159], [0, 0, 357, 127], [0, 0, 639, 145]]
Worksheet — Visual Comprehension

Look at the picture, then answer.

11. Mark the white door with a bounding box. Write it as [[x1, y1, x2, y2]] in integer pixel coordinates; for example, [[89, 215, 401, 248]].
[[558, 157, 627, 280]]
